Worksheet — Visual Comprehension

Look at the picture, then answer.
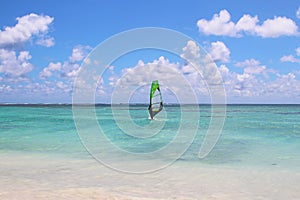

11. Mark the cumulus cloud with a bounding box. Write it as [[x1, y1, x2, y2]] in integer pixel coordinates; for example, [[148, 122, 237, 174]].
[[180, 40, 200, 61], [39, 62, 62, 79], [219, 64, 230, 79], [109, 56, 204, 103], [208, 41, 230, 62], [116, 56, 181, 87], [244, 65, 266, 74], [180, 40, 204, 75], [280, 55, 300, 64], [297, 7, 300, 19], [296, 47, 300, 56], [217, 59, 273, 98], [56, 81, 71, 93], [220, 69, 262, 98], [266, 73, 300, 98], [183, 54, 300, 102], [0, 13, 54, 48], [69, 45, 92, 63], [197, 9, 299, 38], [180, 40, 230, 63], [0, 49, 33, 77], [36, 37, 55, 47], [280, 47, 300, 64], [39, 45, 92, 80], [0, 84, 12, 93], [34, 44, 93, 98], [217, 57, 300, 101], [108, 39, 228, 104], [63, 45, 92, 78], [32, 50, 300, 103], [180, 40, 225, 85], [255, 16, 299, 38], [213, 59, 269, 98], [235, 59, 267, 75], [235, 14, 259, 34], [0, 13, 55, 85], [109, 53, 300, 103], [236, 59, 260, 68], [197, 10, 238, 37]]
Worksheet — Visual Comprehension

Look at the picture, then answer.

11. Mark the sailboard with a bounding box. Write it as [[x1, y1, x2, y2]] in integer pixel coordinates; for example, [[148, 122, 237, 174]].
[[148, 80, 163, 119]]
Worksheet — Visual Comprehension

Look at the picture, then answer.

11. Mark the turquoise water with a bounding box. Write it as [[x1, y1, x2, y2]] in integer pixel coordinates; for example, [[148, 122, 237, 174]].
[[0, 104, 300, 171]]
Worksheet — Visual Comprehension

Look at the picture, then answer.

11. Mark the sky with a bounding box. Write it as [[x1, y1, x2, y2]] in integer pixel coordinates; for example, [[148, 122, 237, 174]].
[[0, 0, 300, 104]]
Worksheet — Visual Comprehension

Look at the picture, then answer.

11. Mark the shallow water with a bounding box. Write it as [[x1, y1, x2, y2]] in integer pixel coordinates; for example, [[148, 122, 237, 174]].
[[1, 104, 299, 169], [0, 104, 300, 199]]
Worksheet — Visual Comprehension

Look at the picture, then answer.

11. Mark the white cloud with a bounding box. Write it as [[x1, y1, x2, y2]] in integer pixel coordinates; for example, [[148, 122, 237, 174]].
[[62, 45, 92, 78], [244, 65, 266, 74], [0, 49, 33, 77], [36, 37, 55, 47], [33, 44, 94, 101], [220, 70, 264, 98], [180, 41, 227, 96], [69, 45, 92, 63], [296, 47, 300, 56], [39, 69, 52, 79], [0, 13, 54, 48], [266, 73, 300, 97], [39, 45, 92, 80], [180, 40, 203, 77], [62, 62, 81, 78], [117, 56, 181, 86], [216, 58, 300, 102], [0, 84, 12, 92], [280, 47, 300, 64], [297, 7, 300, 19], [197, 10, 238, 37], [255, 16, 298, 38], [236, 14, 259, 34], [110, 56, 204, 103], [97, 52, 300, 103], [180, 40, 200, 61], [108, 47, 229, 104], [208, 41, 230, 62], [180, 40, 230, 64], [23, 81, 69, 96], [39, 62, 62, 79], [0, 13, 56, 85], [219, 59, 273, 98], [197, 9, 299, 38], [280, 55, 300, 64], [219, 64, 230, 80], [48, 62, 62, 71], [56, 81, 71, 93], [235, 59, 260, 68], [235, 59, 267, 75]]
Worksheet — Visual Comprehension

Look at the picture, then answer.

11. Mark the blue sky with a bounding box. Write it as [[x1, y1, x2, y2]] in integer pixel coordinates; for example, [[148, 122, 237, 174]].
[[0, 0, 300, 103]]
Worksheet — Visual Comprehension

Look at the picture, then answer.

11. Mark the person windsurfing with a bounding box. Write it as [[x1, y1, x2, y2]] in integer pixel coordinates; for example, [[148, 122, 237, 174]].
[[148, 80, 163, 119]]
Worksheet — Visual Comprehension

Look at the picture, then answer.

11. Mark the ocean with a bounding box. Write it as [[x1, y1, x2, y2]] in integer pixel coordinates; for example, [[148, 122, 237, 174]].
[[0, 104, 300, 199]]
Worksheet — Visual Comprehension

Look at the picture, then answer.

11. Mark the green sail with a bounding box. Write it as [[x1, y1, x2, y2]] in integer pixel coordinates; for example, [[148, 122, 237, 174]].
[[148, 80, 163, 119]]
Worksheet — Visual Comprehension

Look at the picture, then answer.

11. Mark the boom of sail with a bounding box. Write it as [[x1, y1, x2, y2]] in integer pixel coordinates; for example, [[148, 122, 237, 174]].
[[148, 80, 163, 119]]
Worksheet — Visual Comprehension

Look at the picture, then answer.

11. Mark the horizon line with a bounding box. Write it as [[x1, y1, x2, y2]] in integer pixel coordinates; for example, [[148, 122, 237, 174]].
[[1, 103, 300, 106]]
